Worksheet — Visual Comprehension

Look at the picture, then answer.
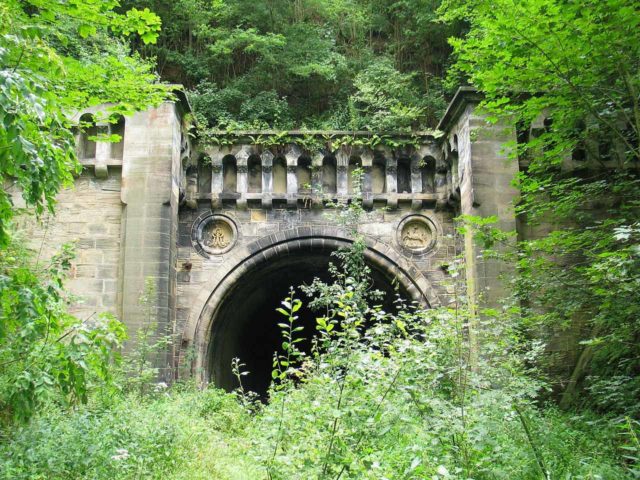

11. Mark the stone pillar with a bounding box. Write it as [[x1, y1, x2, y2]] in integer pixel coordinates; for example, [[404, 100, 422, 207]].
[[120, 101, 183, 378], [261, 150, 273, 209], [459, 117, 517, 308], [311, 153, 323, 208], [410, 155, 422, 210], [438, 88, 519, 362], [185, 165, 198, 210], [336, 151, 348, 197], [385, 156, 398, 209], [361, 151, 373, 209], [435, 165, 448, 209], [285, 146, 299, 208], [210, 150, 223, 210], [236, 150, 248, 210], [94, 124, 110, 179], [285, 165, 296, 207]]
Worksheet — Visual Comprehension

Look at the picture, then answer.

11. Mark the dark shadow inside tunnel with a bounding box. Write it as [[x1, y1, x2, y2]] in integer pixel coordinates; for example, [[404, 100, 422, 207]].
[[208, 246, 410, 397]]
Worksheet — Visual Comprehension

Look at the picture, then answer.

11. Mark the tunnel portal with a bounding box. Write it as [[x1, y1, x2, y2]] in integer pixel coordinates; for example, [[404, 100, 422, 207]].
[[208, 245, 410, 396]]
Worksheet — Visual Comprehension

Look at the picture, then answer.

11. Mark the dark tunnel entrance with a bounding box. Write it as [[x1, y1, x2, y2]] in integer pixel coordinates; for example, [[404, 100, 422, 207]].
[[208, 246, 411, 396]]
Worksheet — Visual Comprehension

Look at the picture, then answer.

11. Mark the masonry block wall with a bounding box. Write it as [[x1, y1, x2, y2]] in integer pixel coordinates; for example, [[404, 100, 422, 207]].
[[119, 103, 184, 374], [12, 88, 529, 386], [11, 173, 123, 322], [178, 206, 459, 385], [439, 88, 519, 312], [12, 101, 186, 379]]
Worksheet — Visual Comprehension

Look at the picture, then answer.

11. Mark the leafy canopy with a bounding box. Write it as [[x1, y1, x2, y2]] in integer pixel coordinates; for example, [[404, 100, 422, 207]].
[[124, 0, 459, 131], [440, 0, 640, 413], [0, 0, 170, 245]]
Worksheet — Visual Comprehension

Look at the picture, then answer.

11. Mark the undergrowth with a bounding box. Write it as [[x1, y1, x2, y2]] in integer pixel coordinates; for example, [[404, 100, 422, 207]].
[[1, 238, 636, 479], [1, 185, 637, 479]]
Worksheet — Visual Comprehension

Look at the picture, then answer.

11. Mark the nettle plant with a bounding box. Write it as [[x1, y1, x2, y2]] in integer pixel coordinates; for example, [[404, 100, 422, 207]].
[[233, 173, 591, 479], [244, 235, 564, 479]]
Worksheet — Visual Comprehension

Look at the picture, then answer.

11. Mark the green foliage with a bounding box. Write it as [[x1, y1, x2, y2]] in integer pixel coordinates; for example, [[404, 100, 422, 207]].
[[125, 0, 459, 130], [190, 82, 293, 129], [349, 57, 440, 131], [119, 279, 174, 397], [0, 238, 634, 479], [0, 232, 126, 424], [0, 388, 258, 480], [0, 0, 170, 245], [272, 289, 305, 384], [441, 0, 640, 415], [456, 214, 515, 251]]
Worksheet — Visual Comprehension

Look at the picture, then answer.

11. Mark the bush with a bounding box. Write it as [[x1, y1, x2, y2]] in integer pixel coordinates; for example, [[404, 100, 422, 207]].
[[188, 82, 292, 129], [0, 232, 125, 425], [349, 58, 429, 131]]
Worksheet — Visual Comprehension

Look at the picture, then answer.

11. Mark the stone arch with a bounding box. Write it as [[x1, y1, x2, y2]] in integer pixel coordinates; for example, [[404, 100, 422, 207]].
[[111, 115, 125, 161], [372, 154, 386, 194], [182, 226, 441, 389], [78, 113, 97, 159], [273, 156, 287, 194], [247, 154, 262, 193], [222, 155, 237, 192], [421, 155, 436, 193], [297, 156, 312, 192], [197, 153, 212, 193], [397, 156, 411, 193], [347, 156, 362, 194], [322, 156, 337, 194]]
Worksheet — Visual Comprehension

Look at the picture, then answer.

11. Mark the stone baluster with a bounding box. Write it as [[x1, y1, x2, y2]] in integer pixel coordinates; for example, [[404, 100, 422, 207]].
[[185, 164, 198, 210], [336, 150, 348, 197], [311, 153, 323, 208], [410, 154, 422, 210], [236, 148, 249, 210], [94, 123, 110, 178], [285, 146, 300, 208], [435, 163, 448, 210], [385, 156, 398, 209], [361, 150, 373, 209], [286, 164, 297, 208], [210, 150, 224, 210], [261, 150, 274, 209]]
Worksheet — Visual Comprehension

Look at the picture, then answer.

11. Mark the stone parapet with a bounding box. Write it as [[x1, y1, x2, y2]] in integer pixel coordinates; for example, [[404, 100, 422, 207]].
[[193, 134, 445, 212]]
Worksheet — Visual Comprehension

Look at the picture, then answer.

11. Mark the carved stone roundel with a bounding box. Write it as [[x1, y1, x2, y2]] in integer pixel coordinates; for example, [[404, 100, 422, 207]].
[[193, 214, 237, 256], [397, 215, 436, 254]]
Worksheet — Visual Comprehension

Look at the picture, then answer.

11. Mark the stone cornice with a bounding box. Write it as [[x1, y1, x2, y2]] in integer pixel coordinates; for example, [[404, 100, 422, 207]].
[[436, 86, 483, 133]]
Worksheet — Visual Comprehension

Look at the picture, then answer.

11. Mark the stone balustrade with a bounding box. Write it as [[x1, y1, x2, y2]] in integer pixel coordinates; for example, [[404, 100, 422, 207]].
[[186, 132, 453, 211]]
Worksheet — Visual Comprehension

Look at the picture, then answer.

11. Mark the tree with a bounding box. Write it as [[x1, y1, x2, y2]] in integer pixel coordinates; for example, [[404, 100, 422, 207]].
[[123, 0, 459, 130], [440, 0, 640, 414], [0, 0, 170, 245], [0, 0, 171, 423]]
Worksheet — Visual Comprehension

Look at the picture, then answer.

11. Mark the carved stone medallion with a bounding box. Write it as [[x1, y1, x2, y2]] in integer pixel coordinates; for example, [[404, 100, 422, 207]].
[[192, 214, 238, 257], [397, 215, 437, 254]]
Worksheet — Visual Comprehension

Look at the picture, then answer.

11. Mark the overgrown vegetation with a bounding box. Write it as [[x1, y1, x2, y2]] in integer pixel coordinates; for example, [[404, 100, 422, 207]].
[[1, 228, 637, 478], [121, 0, 459, 131], [0, 0, 170, 244], [0, 233, 125, 425], [2, 0, 640, 478], [441, 0, 640, 417]]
